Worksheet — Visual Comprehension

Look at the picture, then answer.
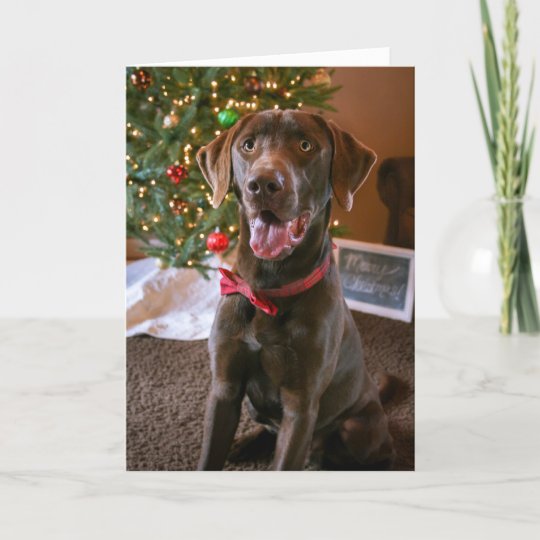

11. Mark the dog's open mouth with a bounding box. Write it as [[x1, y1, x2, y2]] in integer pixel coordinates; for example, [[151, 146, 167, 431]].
[[249, 210, 310, 260]]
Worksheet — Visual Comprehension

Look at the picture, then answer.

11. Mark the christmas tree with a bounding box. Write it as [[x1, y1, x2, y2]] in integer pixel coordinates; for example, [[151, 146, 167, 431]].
[[126, 67, 339, 273]]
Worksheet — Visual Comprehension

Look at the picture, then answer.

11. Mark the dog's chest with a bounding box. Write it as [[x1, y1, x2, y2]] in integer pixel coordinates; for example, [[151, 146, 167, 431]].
[[240, 307, 287, 350], [241, 314, 298, 394], [241, 324, 263, 352], [244, 343, 291, 425]]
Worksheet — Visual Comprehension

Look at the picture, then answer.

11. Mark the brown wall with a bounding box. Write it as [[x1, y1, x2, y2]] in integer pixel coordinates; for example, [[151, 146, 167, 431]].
[[308, 67, 414, 244]]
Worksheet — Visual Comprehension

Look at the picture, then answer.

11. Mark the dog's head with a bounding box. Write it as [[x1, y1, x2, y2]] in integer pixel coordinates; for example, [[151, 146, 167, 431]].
[[197, 110, 376, 261]]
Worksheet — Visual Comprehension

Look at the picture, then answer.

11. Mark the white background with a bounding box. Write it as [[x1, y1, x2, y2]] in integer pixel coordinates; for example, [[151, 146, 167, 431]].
[[0, 0, 539, 318]]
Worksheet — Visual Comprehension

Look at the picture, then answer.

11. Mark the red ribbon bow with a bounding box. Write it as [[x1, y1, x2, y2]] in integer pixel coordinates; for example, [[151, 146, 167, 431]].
[[218, 268, 279, 316], [218, 250, 333, 317]]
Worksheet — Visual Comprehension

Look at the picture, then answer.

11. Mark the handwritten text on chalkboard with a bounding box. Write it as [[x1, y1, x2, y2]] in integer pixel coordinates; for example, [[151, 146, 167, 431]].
[[335, 240, 414, 322]]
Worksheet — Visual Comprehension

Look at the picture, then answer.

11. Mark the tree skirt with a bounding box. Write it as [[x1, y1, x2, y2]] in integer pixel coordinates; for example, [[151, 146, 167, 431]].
[[126, 257, 226, 340]]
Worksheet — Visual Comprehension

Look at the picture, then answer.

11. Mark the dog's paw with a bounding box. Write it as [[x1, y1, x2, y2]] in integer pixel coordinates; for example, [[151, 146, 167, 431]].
[[228, 426, 276, 463], [373, 371, 401, 403]]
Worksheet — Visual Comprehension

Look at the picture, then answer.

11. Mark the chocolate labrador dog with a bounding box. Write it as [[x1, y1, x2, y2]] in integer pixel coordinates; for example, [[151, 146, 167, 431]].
[[196, 109, 395, 470]]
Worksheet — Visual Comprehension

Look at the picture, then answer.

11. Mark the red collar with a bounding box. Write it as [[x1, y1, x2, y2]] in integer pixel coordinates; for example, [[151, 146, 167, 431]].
[[218, 251, 333, 317]]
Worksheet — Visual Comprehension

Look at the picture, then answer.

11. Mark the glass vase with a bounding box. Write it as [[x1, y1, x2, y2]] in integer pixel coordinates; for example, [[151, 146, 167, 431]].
[[439, 196, 540, 335]]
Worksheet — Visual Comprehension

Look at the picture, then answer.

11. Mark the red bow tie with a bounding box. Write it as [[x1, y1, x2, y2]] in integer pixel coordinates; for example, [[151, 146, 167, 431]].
[[218, 252, 333, 316]]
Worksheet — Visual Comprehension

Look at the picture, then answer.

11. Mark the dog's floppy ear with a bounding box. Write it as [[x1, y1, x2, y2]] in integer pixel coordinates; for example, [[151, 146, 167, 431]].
[[196, 116, 250, 209], [327, 119, 377, 211]]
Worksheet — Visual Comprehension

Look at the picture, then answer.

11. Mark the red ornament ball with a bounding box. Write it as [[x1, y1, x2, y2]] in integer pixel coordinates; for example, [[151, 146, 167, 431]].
[[243, 75, 263, 95], [130, 69, 152, 91], [166, 164, 188, 184], [277, 86, 289, 97], [206, 232, 229, 253], [169, 198, 188, 216]]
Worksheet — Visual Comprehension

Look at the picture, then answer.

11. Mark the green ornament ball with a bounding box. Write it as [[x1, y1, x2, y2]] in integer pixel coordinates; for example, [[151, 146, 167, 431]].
[[217, 109, 240, 128]]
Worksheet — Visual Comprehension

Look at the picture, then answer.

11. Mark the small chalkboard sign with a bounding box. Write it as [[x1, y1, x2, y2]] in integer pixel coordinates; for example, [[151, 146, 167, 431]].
[[333, 239, 414, 322]]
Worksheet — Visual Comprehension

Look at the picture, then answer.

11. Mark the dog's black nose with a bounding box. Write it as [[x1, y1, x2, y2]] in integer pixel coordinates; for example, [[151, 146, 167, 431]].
[[246, 174, 284, 196]]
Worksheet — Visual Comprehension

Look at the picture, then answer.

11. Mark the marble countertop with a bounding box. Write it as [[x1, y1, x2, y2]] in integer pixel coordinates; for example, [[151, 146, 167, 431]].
[[1, 319, 539, 539]]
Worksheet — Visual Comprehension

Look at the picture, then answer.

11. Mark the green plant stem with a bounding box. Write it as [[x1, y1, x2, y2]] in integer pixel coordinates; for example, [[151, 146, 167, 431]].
[[515, 213, 540, 332], [497, 200, 520, 334], [495, 1, 519, 334], [496, 198, 540, 335]]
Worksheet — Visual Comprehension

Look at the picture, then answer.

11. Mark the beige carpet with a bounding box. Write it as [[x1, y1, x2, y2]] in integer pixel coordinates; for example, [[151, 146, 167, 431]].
[[127, 311, 414, 470]]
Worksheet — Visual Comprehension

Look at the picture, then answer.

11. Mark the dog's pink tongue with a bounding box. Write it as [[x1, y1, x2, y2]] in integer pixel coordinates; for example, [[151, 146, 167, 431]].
[[250, 214, 290, 259]]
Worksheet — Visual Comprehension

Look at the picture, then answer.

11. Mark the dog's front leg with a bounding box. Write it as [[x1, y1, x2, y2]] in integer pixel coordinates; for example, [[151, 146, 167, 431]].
[[198, 378, 244, 470], [198, 326, 250, 471], [271, 391, 319, 470]]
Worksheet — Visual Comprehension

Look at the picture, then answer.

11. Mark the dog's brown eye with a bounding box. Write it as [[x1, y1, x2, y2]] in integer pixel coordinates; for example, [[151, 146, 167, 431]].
[[242, 138, 256, 152], [299, 140, 313, 152]]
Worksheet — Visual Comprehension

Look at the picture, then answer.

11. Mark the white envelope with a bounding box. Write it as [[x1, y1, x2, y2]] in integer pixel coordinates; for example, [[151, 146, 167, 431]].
[[148, 47, 390, 66]]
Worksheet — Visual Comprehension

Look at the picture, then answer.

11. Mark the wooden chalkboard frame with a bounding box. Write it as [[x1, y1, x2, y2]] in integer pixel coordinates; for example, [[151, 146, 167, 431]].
[[333, 238, 415, 323]]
